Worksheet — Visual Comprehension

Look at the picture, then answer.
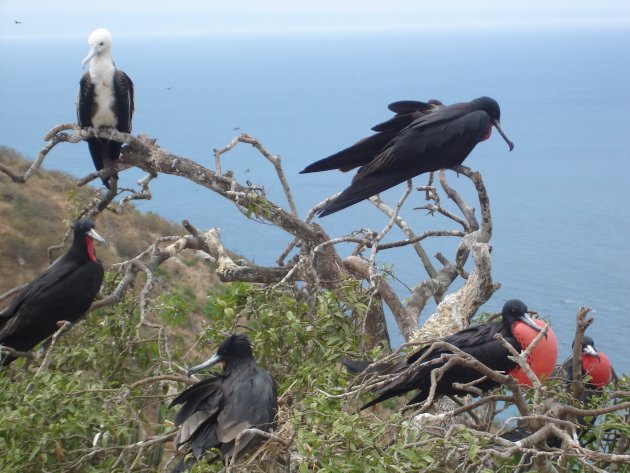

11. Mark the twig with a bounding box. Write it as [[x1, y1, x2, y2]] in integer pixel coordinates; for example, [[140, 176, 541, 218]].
[[35, 320, 72, 375], [367, 180, 413, 287], [0, 284, 26, 304], [571, 307, 593, 399], [227, 428, 290, 471]]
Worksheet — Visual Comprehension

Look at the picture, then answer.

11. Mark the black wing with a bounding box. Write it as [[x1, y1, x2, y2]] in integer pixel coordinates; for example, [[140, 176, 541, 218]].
[[0, 253, 84, 324], [76, 72, 108, 175], [371, 100, 443, 132], [553, 356, 574, 381], [0, 258, 102, 364], [0, 259, 102, 343], [216, 364, 278, 458], [300, 100, 442, 174], [300, 133, 397, 174], [361, 322, 516, 409], [77, 72, 94, 127], [318, 110, 490, 216], [170, 376, 224, 452], [113, 70, 134, 133]]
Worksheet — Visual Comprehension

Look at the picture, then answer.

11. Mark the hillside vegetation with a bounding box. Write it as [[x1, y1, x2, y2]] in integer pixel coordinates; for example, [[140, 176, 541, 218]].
[[0, 147, 196, 293]]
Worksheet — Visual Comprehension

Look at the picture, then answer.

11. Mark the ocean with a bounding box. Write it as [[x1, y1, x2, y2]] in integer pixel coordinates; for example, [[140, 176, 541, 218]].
[[0, 29, 628, 369]]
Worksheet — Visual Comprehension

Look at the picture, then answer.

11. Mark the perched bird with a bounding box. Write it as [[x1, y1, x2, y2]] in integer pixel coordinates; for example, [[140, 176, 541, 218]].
[[556, 335, 612, 390], [554, 334, 613, 427], [504, 336, 613, 448], [301, 96, 514, 217], [170, 334, 278, 471], [77, 28, 134, 188], [0, 219, 105, 366], [344, 299, 557, 410]]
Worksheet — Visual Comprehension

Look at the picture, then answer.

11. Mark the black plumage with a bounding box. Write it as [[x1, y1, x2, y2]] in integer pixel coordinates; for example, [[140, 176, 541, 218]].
[[77, 28, 134, 188], [553, 335, 612, 416], [505, 336, 613, 448], [170, 334, 277, 470], [0, 219, 105, 366], [301, 96, 514, 217], [345, 299, 541, 409]]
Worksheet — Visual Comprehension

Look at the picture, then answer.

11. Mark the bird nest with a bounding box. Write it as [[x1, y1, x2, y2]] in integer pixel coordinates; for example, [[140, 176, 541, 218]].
[[233, 401, 295, 470]]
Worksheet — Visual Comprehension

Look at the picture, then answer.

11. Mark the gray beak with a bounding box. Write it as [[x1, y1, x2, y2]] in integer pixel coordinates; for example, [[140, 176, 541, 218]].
[[519, 312, 542, 332], [493, 119, 515, 151], [82, 47, 97, 67], [87, 228, 106, 244], [187, 353, 222, 377], [583, 345, 599, 358]]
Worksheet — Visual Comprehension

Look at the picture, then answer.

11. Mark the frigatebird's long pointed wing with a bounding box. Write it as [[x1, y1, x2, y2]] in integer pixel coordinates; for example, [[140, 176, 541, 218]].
[[360, 323, 515, 409], [0, 259, 103, 344], [113, 70, 134, 133], [77, 72, 94, 128], [170, 376, 223, 426], [300, 132, 397, 174], [301, 100, 441, 174], [171, 377, 224, 450], [318, 111, 490, 217], [371, 100, 442, 132], [318, 167, 417, 217], [216, 363, 277, 458], [355, 110, 490, 180], [0, 253, 88, 323]]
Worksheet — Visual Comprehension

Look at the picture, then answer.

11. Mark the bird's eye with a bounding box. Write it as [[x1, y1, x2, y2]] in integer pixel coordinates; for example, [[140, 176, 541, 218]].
[[99, 41, 104, 46]]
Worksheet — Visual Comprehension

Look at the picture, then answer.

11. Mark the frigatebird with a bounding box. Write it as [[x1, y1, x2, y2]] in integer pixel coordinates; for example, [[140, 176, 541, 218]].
[[344, 299, 557, 410], [504, 336, 613, 448], [170, 334, 277, 471], [77, 28, 134, 188], [0, 219, 105, 366], [301, 96, 514, 217], [556, 335, 612, 390]]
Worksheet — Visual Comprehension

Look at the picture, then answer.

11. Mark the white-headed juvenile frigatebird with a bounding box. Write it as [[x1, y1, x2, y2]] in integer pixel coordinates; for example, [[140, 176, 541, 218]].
[[78, 28, 134, 188], [300, 96, 514, 217], [170, 334, 278, 471], [344, 299, 558, 410], [0, 219, 105, 366]]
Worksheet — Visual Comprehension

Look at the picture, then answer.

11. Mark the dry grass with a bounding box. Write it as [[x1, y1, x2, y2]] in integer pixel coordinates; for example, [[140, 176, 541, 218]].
[[0, 146, 214, 295]]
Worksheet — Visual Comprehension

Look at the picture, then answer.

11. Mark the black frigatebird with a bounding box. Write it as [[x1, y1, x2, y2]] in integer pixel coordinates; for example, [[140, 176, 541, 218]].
[[170, 334, 278, 471], [344, 299, 557, 410], [301, 96, 514, 217], [77, 28, 134, 189], [554, 335, 612, 420], [0, 219, 105, 366], [554, 336, 612, 445], [504, 336, 613, 447], [556, 335, 612, 390]]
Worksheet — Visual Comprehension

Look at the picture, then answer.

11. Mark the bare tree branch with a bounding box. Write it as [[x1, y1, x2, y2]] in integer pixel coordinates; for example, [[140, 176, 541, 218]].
[[35, 320, 72, 376]]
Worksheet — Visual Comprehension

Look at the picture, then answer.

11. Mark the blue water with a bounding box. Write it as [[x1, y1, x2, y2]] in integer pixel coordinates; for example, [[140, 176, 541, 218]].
[[0, 30, 629, 370]]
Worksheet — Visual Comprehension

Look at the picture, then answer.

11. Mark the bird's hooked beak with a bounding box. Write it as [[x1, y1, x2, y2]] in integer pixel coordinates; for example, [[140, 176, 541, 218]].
[[583, 344, 600, 359], [87, 228, 106, 244], [82, 46, 98, 68], [519, 312, 543, 332], [492, 119, 515, 151], [187, 353, 223, 376]]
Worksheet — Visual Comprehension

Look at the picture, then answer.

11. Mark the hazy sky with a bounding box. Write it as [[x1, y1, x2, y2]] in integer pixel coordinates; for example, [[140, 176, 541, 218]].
[[1, 0, 629, 39]]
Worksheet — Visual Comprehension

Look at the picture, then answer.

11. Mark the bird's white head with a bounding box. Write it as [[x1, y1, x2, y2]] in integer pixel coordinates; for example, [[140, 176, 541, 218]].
[[82, 28, 113, 68]]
